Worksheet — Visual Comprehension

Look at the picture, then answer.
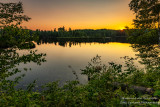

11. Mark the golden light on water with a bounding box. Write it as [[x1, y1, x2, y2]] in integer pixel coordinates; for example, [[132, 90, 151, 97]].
[[36, 42, 135, 60]]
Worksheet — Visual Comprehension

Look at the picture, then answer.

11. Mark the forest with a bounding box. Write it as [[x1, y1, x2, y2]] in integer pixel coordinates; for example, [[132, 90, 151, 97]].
[[0, 0, 160, 107], [35, 27, 126, 39]]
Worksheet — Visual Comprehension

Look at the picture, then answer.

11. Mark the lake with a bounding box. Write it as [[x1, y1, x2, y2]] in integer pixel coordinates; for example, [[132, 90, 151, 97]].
[[8, 41, 139, 90]]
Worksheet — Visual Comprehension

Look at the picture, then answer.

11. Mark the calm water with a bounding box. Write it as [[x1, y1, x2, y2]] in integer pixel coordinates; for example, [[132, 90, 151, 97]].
[[9, 42, 138, 89]]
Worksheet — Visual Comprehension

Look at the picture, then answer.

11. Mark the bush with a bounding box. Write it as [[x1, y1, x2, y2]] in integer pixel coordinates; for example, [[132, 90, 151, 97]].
[[0, 25, 38, 49], [1, 54, 160, 106], [125, 28, 158, 44]]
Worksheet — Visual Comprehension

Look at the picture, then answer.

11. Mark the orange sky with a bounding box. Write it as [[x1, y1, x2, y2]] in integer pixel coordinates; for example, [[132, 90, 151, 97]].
[[1, 0, 135, 30]]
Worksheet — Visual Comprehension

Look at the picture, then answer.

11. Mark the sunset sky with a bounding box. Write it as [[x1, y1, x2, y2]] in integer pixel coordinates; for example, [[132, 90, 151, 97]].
[[1, 0, 135, 30]]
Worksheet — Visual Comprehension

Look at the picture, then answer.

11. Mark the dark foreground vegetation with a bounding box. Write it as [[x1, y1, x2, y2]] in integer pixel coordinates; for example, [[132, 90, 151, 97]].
[[0, 25, 38, 49], [1, 44, 160, 106], [126, 28, 159, 45], [0, 0, 160, 107]]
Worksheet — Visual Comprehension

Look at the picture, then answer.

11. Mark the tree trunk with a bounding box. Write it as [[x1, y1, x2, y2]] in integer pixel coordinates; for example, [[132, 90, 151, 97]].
[[158, 13, 160, 45], [159, 28, 160, 45]]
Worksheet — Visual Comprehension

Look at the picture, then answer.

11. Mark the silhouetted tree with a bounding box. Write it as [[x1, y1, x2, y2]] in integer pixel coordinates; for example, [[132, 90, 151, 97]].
[[58, 26, 65, 32], [0, 2, 31, 27], [0, 2, 36, 48], [129, 0, 160, 44]]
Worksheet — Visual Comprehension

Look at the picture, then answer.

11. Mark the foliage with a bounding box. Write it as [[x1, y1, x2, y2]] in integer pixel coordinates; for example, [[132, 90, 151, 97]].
[[0, 1, 160, 107], [0, 25, 38, 48], [0, 2, 31, 26], [129, 0, 160, 29], [131, 44, 160, 68], [36, 28, 126, 40], [125, 27, 158, 44], [0, 1, 37, 49], [126, 0, 160, 44], [1, 44, 160, 106], [0, 0, 46, 102]]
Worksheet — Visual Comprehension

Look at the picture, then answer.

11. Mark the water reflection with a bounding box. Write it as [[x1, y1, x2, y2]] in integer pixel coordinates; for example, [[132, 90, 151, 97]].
[[0, 47, 46, 90], [37, 37, 128, 47], [131, 44, 160, 69], [2, 39, 159, 90], [10, 41, 135, 89]]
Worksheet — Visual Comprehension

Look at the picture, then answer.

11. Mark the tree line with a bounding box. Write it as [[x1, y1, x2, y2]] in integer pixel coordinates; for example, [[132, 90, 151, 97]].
[[34, 27, 126, 40]]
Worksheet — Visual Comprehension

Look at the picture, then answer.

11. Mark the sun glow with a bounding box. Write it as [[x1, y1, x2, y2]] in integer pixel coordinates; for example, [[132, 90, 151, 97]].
[[18, 0, 134, 31]]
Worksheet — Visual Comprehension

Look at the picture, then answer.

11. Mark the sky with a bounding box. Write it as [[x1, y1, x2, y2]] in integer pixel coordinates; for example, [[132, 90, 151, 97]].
[[1, 0, 135, 30]]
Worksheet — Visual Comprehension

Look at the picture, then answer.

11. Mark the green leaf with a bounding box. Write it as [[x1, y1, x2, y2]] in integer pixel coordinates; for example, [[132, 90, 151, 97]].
[[154, 90, 160, 97]]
